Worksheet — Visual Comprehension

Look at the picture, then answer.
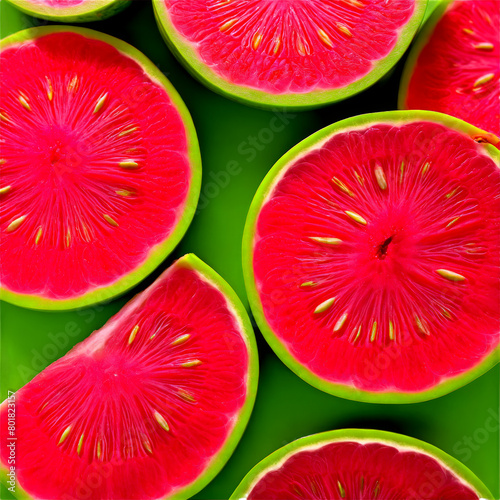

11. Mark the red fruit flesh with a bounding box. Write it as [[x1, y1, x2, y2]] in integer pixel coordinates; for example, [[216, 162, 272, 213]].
[[247, 440, 479, 499], [0, 31, 193, 300], [0, 259, 250, 499], [163, 0, 415, 93], [403, 0, 500, 135], [252, 120, 500, 394]]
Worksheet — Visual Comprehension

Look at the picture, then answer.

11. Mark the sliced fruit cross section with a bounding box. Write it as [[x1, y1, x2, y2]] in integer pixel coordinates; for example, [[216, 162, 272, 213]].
[[400, 0, 500, 136], [0, 27, 201, 310], [153, 0, 427, 108], [0, 254, 258, 500], [230, 430, 493, 500], [243, 111, 500, 402]]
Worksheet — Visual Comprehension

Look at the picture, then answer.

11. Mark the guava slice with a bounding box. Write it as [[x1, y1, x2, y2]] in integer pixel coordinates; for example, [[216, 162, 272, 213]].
[[153, 0, 427, 109], [230, 429, 493, 500], [4, 0, 130, 22], [0, 254, 258, 500], [399, 0, 500, 137], [243, 110, 500, 403], [0, 27, 201, 310]]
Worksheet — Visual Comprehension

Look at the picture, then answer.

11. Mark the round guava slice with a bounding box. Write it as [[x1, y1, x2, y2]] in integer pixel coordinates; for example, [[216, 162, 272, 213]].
[[152, 0, 427, 109], [230, 429, 493, 500], [0, 254, 258, 500], [243, 110, 500, 403], [399, 0, 500, 137], [4, 0, 130, 22], [0, 27, 201, 310]]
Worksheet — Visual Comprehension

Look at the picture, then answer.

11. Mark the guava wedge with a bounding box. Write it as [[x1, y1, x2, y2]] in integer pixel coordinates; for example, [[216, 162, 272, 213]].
[[0, 254, 258, 500], [4, 0, 130, 22], [153, 0, 427, 109], [243, 110, 500, 403], [399, 0, 500, 137], [0, 27, 201, 310], [230, 429, 493, 500]]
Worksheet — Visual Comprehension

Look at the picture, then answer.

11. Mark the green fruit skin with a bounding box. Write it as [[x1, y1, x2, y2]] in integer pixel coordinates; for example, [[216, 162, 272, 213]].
[[4, 0, 131, 22], [421, 0, 445, 24], [0, 254, 259, 500], [229, 429, 494, 500], [152, 0, 428, 110], [0, 26, 202, 311], [242, 110, 500, 404]]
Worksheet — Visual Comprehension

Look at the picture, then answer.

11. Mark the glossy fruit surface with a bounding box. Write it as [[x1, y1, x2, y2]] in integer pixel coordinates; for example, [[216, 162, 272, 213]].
[[0, 254, 258, 500], [243, 110, 500, 402], [400, 0, 499, 136], [153, 0, 427, 108], [230, 429, 493, 500], [0, 27, 201, 310]]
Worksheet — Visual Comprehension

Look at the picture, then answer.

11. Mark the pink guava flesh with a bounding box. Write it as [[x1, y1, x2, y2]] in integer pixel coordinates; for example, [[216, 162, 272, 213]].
[[0, 32, 193, 299], [252, 121, 500, 394], [247, 440, 479, 499], [403, 0, 499, 135], [163, 0, 415, 93], [0, 258, 250, 499]]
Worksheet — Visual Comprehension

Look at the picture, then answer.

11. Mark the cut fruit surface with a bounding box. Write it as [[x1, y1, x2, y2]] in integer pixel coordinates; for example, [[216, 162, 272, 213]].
[[4, 0, 131, 22], [230, 429, 493, 500], [0, 254, 258, 500], [0, 27, 201, 310], [153, 0, 427, 108], [243, 111, 500, 403], [400, 0, 500, 136]]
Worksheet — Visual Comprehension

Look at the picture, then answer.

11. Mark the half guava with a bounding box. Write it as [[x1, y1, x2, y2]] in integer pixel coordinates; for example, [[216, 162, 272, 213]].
[[243, 110, 500, 403], [0, 254, 258, 500], [230, 429, 493, 499], [4, 0, 130, 23], [0, 27, 201, 310], [399, 0, 499, 137], [153, 0, 427, 109]]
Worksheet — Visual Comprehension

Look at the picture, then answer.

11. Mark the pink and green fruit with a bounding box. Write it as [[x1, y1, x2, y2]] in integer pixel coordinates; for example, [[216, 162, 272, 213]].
[[0, 254, 258, 500], [400, 0, 499, 137], [153, 0, 427, 109], [4, 0, 131, 23], [230, 429, 493, 499], [243, 110, 500, 403], [0, 27, 201, 310]]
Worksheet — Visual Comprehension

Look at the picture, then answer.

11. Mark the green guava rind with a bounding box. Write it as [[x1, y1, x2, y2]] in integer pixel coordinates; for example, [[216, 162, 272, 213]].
[[4, 0, 131, 22], [152, 0, 428, 110], [242, 109, 500, 404], [0, 254, 259, 500], [421, 0, 445, 25], [229, 429, 494, 500], [398, 0, 453, 110], [0, 26, 202, 312]]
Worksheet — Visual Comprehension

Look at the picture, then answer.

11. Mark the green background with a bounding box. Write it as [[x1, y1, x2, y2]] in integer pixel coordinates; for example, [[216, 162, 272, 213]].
[[1, 0, 498, 498]]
